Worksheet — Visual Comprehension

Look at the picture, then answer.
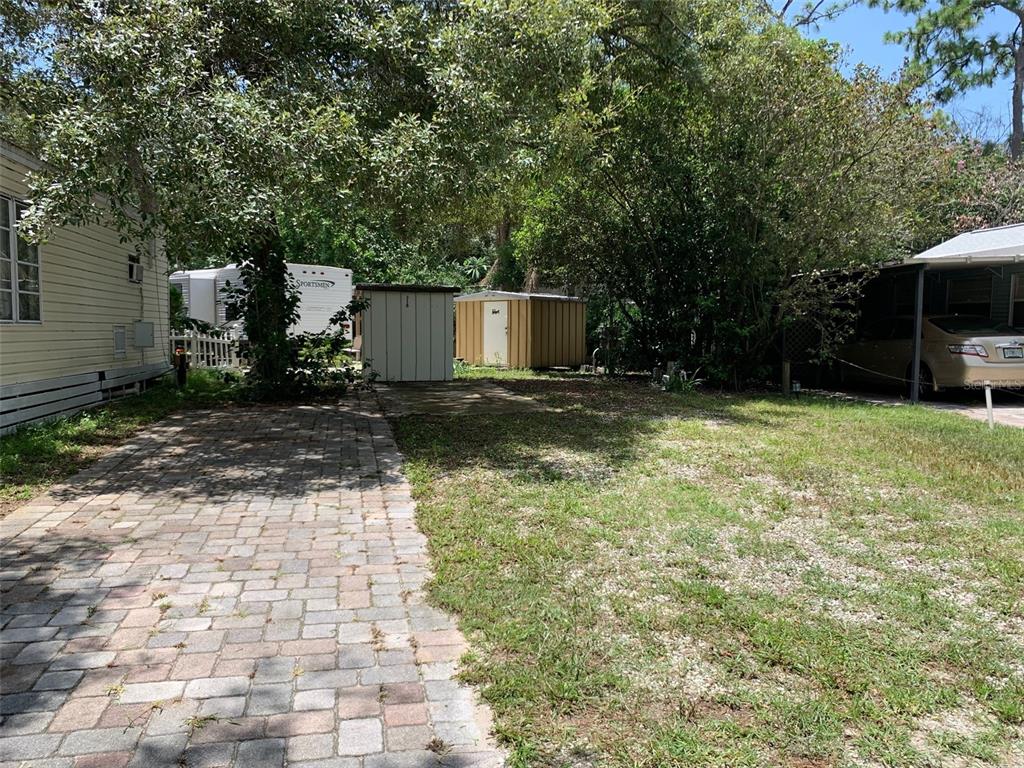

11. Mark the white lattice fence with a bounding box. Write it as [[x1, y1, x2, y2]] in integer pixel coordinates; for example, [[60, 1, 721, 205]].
[[169, 332, 242, 369]]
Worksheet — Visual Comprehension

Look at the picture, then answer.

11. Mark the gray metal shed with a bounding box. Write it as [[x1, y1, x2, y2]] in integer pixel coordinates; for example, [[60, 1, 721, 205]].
[[354, 284, 456, 382]]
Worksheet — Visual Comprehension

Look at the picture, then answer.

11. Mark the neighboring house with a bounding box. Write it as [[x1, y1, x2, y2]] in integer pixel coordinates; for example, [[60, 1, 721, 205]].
[[0, 140, 171, 432]]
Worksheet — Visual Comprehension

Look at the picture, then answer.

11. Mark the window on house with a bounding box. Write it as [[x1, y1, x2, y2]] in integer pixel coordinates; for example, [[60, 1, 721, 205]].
[[1012, 276, 1024, 330], [946, 275, 992, 316], [1, 196, 41, 322]]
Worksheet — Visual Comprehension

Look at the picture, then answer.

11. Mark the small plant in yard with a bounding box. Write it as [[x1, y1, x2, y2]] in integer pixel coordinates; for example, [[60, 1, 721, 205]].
[[184, 714, 219, 735], [223, 261, 369, 400], [426, 737, 450, 755], [663, 364, 703, 394], [105, 682, 126, 699]]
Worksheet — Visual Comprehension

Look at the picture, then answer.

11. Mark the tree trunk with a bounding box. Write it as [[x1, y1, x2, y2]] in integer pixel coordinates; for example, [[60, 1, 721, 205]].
[[522, 267, 540, 292], [482, 213, 512, 288], [1013, 42, 1023, 161]]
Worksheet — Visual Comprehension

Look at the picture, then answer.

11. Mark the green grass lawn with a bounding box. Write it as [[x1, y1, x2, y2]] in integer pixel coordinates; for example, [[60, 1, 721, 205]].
[[1, 370, 240, 513], [394, 374, 1024, 768]]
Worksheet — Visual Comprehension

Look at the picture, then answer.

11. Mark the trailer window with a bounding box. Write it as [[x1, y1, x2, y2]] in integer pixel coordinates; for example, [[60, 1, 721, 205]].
[[1, 196, 41, 323]]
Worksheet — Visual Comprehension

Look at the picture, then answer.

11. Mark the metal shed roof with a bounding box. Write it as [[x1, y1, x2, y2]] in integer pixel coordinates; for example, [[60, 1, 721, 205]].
[[454, 290, 583, 302], [356, 283, 458, 293], [910, 223, 1024, 265]]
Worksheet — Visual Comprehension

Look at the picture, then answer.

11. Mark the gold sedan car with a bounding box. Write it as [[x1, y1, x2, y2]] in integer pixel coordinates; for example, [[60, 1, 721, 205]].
[[837, 315, 1024, 397]]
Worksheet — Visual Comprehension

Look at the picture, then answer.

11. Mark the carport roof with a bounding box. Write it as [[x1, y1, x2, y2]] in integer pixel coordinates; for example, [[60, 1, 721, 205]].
[[910, 222, 1024, 265]]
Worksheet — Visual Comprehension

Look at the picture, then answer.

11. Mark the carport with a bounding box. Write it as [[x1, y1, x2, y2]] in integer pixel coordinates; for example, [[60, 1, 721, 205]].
[[904, 223, 1024, 402]]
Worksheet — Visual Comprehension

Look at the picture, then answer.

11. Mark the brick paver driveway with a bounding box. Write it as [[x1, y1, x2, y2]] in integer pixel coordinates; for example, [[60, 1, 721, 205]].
[[0, 404, 504, 768]]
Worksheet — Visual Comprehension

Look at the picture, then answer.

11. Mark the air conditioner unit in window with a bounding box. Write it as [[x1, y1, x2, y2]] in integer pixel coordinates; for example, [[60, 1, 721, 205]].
[[129, 261, 144, 283]]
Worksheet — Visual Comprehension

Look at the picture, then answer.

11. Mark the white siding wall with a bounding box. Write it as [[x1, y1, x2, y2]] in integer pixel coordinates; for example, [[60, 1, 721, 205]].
[[0, 145, 170, 386], [361, 289, 453, 382]]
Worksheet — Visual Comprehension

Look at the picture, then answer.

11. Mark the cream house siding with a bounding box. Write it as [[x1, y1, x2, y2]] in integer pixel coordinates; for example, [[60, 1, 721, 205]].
[[0, 144, 170, 388]]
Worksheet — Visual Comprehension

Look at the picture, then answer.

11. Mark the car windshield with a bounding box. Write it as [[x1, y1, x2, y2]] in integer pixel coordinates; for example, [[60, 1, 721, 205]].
[[929, 316, 1021, 335]]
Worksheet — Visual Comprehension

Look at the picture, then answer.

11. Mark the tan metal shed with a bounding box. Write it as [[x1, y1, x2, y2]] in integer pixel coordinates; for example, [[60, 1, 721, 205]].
[[454, 291, 587, 368], [355, 284, 456, 382]]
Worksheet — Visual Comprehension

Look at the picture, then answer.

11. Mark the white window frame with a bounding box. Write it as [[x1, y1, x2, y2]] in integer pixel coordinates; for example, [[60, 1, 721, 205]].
[[129, 252, 143, 283], [0, 195, 42, 324]]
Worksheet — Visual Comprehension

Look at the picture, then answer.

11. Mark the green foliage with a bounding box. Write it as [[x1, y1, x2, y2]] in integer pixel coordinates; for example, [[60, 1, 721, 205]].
[[278, 213, 498, 287], [222, 241, 369, 399], [286, 302, 370, 396], [512, 2, 950, 384], [943, 144, 1024, 233], [223, 229, 301, 399]]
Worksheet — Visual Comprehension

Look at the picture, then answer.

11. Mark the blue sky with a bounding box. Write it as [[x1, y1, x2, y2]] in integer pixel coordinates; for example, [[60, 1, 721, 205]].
[[810, 4, 1014, 142]]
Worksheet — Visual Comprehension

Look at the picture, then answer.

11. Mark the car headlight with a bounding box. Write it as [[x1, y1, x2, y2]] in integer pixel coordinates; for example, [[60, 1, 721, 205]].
[[947, 344, 988, 357]]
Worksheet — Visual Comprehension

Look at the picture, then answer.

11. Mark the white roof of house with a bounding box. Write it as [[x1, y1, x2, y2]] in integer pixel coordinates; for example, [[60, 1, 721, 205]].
[[911, 223, 1024, 264], [455, 290, 583, 302]]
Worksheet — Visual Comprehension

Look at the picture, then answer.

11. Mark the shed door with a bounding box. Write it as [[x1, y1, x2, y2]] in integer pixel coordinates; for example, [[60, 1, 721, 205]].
[[483, 301, 508, 366]]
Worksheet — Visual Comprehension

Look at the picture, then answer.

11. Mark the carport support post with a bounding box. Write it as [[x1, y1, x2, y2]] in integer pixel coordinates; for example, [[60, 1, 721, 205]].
[[911, 266, 925, 404]]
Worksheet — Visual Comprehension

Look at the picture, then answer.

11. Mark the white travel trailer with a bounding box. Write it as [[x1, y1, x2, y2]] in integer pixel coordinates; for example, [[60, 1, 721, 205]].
[[170, 263, 354, 335], [169, 267, 221, 326]]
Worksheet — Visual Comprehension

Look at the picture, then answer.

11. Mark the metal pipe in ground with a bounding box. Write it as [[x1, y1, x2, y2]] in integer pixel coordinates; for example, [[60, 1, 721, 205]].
[[985, 381, 994, 429]]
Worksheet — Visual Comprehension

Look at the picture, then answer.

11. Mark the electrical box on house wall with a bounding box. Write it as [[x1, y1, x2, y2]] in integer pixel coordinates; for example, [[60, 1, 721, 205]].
[[133, 320, 155, 348]]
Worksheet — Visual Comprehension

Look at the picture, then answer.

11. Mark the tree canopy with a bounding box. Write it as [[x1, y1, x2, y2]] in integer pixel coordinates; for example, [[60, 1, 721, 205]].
[[2, 0, 1017, 387]]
